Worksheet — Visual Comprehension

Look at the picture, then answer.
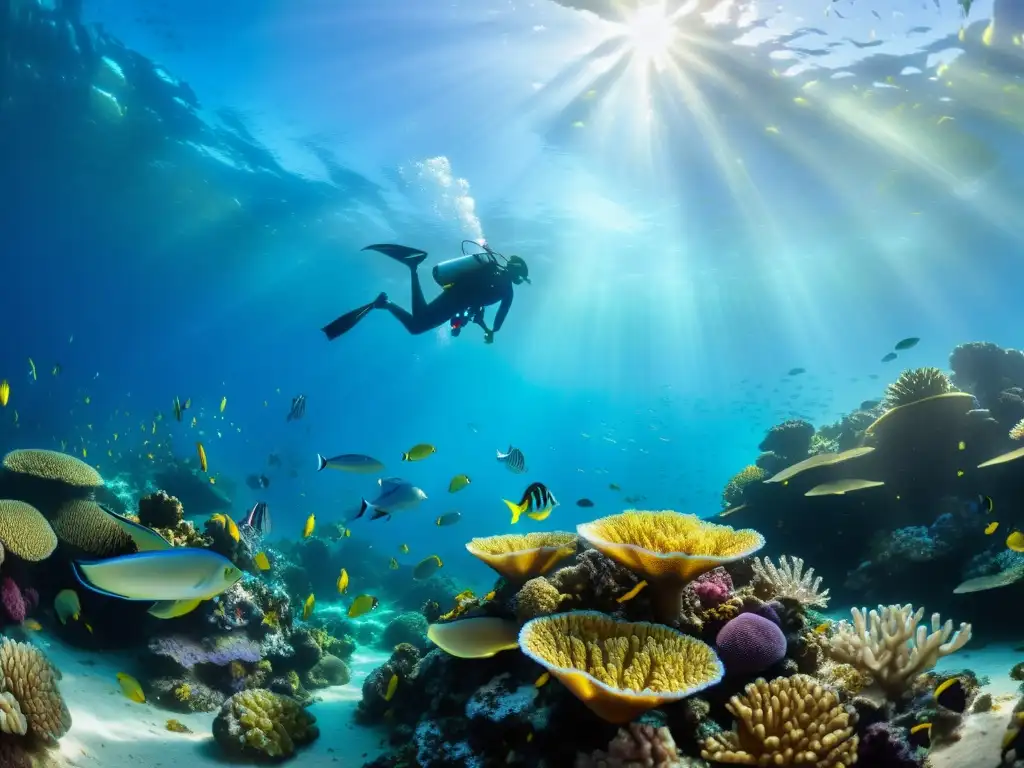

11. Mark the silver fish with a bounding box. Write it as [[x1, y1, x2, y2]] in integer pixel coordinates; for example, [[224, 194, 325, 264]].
[[357, 477, 427, 521], [317, 452, 385, 474], [287, 394, 306, 421], [497, 445, 527, 474]]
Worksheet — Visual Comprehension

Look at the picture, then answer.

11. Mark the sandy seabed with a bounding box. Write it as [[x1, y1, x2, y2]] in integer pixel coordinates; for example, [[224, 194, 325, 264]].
[[32, 636, 389, 768]]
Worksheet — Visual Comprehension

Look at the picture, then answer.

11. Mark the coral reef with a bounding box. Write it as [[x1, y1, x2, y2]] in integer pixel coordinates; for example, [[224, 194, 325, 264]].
[[751, 555, 829, 607], [883, 367, 956, 408], [577, 723, 695, 767], [720, 466, 768, 509], [137, 490, 184, 528], [212, 688, 318, 761], [381, 611, 429, 650], [758, 419, 815, 462]]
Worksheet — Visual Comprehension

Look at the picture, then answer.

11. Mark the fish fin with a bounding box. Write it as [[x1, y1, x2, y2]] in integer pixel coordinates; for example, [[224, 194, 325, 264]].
[[148, 599, 203, 619], [503, 499, 526, 524], [322, 302, 375, 341], [72, 561, 145, 600], [379, 477, 405, 491], [371, 509, 391, 521], [356, 499, 369, 519], [362, 244, 428, 267], [317, 454, 328, 471], [496, 448, 506, 460]]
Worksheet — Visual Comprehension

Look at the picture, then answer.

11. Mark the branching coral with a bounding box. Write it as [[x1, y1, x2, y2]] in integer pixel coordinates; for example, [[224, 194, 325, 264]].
[[826, 604, 971, 699], [577, 511, 764, 624], [700, 674, 857, 766], [883, 367, 956, 408], [721, 466, 768, 510], [519, 611, 723, 723], [751, 555, 830, 608]]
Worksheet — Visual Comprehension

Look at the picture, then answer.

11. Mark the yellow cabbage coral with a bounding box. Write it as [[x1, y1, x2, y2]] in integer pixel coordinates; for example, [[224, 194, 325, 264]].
[[700, 674, 857, 766], [0, 638, 71, 744], [0, 500, 56, 562], [212, 689, 318, 760], [514, 577, 568, 622], [577, 511, 764, 623], [2, 449, 103, 488], [51, 499, 137, 558], [519, 611, 723, 723], [465, 532, 577, 580]]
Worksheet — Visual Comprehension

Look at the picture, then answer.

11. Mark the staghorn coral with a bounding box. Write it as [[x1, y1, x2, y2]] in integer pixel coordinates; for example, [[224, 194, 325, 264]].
[[0, 500, 56, 562], [826, 604, 971, 699], [577, 510, 764, 624], [212, 688, 318, 761], [465, 532, 577, 580], [751, 555, 830, 608], [519, 611, 724, 723], [700, 674, 857, 766], [137, 490, 184, 528], [721, 466, 768, 510], [0, 638, 71, 744], [883, 367, 956, 408], [577, 723, 697, 767], [715, 613, 787, 675], [514, 576, 569, 622], [51, 499, 136, 557]]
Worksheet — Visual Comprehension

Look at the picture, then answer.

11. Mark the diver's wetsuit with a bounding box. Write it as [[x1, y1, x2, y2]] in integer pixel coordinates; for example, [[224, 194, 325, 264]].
[[385, 264, 513, 336]]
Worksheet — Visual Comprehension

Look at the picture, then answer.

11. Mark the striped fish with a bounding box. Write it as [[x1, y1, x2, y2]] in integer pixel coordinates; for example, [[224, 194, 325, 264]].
[[497, 445, 527, 474], [503, 482, 558, 525]]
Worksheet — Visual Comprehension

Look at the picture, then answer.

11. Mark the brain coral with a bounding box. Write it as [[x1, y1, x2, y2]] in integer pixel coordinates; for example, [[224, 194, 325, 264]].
[[0, 638, 72, 744], [0, 500, 57, 562], [716, 613, 787, 675], [2, 450, 103, 488], [212, 689, 319, 761], [51, 500, 137, 558], [519, 611, 723, 723]]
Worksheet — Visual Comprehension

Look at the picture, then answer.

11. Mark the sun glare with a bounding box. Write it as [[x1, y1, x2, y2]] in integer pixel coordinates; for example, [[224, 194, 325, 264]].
[[624, 4, 676, 66]]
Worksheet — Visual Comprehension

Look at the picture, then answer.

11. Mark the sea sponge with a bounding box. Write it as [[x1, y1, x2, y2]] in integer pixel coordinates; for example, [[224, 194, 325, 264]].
[[519, 611, 723, 723], [0, 691, 27, 736], [0, 638, 71, 744], [137, 490, 184, 528], [0, 500, 56, 562], [577, 510, 764, 623], [716, 613, 787, 675], [212, 689, 319, 761], [514, 577, 568, 622], [465, 532, 577, 580], [883, 367, 956, 408], [826, 604, 971, 699], [721, 466, 768, 510], [701, 675, 857, 766], [50, 499, 137, 558]]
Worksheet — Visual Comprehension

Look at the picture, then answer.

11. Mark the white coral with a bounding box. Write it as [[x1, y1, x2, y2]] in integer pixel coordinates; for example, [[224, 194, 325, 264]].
[[751, 555, 830, 607], [826, 604, 971, 698]]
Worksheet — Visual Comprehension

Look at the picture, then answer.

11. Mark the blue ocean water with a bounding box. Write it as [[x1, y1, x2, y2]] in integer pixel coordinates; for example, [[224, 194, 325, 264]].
[[2, 0, 1023, 594]]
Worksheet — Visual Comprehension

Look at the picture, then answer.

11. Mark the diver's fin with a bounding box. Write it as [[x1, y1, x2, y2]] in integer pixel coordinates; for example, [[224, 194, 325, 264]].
[[322, 303, 375, 341], [363, 244, 428, 268]]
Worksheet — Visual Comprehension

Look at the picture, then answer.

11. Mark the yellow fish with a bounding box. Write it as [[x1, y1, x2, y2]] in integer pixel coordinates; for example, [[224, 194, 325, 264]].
[[113, 432, 118, 441], [254, 552, 271, 571], [27, 358, 36, 381], [151, 421, 157, 434], [527, 508, 552, 522], [82, 448, 87, 459], [985, 522, 999, 535], [302, 593, 315, 620], [814, 622, 831, 634], [616, 580, 648, 603], [348, 594, 379, 618], [337, 568, 349, 594], [303, 513, 315, 538], [535, 672, 550, 688], [210, 513, 240, 543], [1008, 531, 1024, 552], [220, 396, 227, 413], [148, 599, 203, 620], [389, 558, 399, 570], [191, 416, 197, 428], [448, 474, 471, 493], [385, 674, 399, 702], [343, 527, 351, 538], [196, 442, 208, 472], [21, 619, 42, 631], [483, 591, 496, 602], [399, 544, 409, 554], [401, 443, 436, 462], [54, 589, 81, 624], [116, 672, 146, 703]]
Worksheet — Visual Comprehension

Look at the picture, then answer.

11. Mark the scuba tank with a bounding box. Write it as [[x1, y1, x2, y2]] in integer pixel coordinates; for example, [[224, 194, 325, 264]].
[[432, 241, 502, 289]]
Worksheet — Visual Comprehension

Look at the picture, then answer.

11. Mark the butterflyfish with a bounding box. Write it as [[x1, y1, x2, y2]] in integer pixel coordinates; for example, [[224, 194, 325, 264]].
[[116, 672, 146, 703], [348, 594, 379, 618]]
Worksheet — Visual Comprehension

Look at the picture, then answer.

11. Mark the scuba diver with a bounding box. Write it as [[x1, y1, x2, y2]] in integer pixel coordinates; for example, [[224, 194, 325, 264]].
[[321, 241, 530, 343]]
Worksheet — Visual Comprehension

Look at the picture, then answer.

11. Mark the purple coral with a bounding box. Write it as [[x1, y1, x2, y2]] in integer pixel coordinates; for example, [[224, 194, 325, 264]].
[[0, 578, 25, 623], [858, 722, 926, 767], [692, 568, 732, 608], [150, 634, 261, 668], [716, 613, 787, 675]]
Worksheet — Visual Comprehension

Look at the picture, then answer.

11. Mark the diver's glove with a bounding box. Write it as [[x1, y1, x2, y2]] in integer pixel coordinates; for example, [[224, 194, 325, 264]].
[[483, 330, 494, 345]]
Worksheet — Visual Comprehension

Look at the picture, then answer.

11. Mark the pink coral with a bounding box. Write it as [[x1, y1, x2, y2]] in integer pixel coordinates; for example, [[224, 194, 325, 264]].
[[691, 567, 733, 608], [0, 578, 25, 623]]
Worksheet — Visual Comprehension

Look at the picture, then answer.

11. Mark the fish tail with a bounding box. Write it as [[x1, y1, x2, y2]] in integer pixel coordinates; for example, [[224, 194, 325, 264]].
[[504, 499, 527, 524], [496, 448, 505, 460], [355, 499, 369, 519], [317, 454, 328, 471], [401, 452, 410, 461]]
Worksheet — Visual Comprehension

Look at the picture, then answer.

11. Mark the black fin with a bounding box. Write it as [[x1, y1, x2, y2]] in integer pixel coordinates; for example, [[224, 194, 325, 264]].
[[355, 499, 369, 519], [363, 243, 428, 267], [322, 303, 374, 341]]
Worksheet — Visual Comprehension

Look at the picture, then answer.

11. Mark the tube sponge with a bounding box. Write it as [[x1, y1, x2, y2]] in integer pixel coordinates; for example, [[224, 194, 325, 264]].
[[700, 674, 858, 766], [519, 611, 723, 724]]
